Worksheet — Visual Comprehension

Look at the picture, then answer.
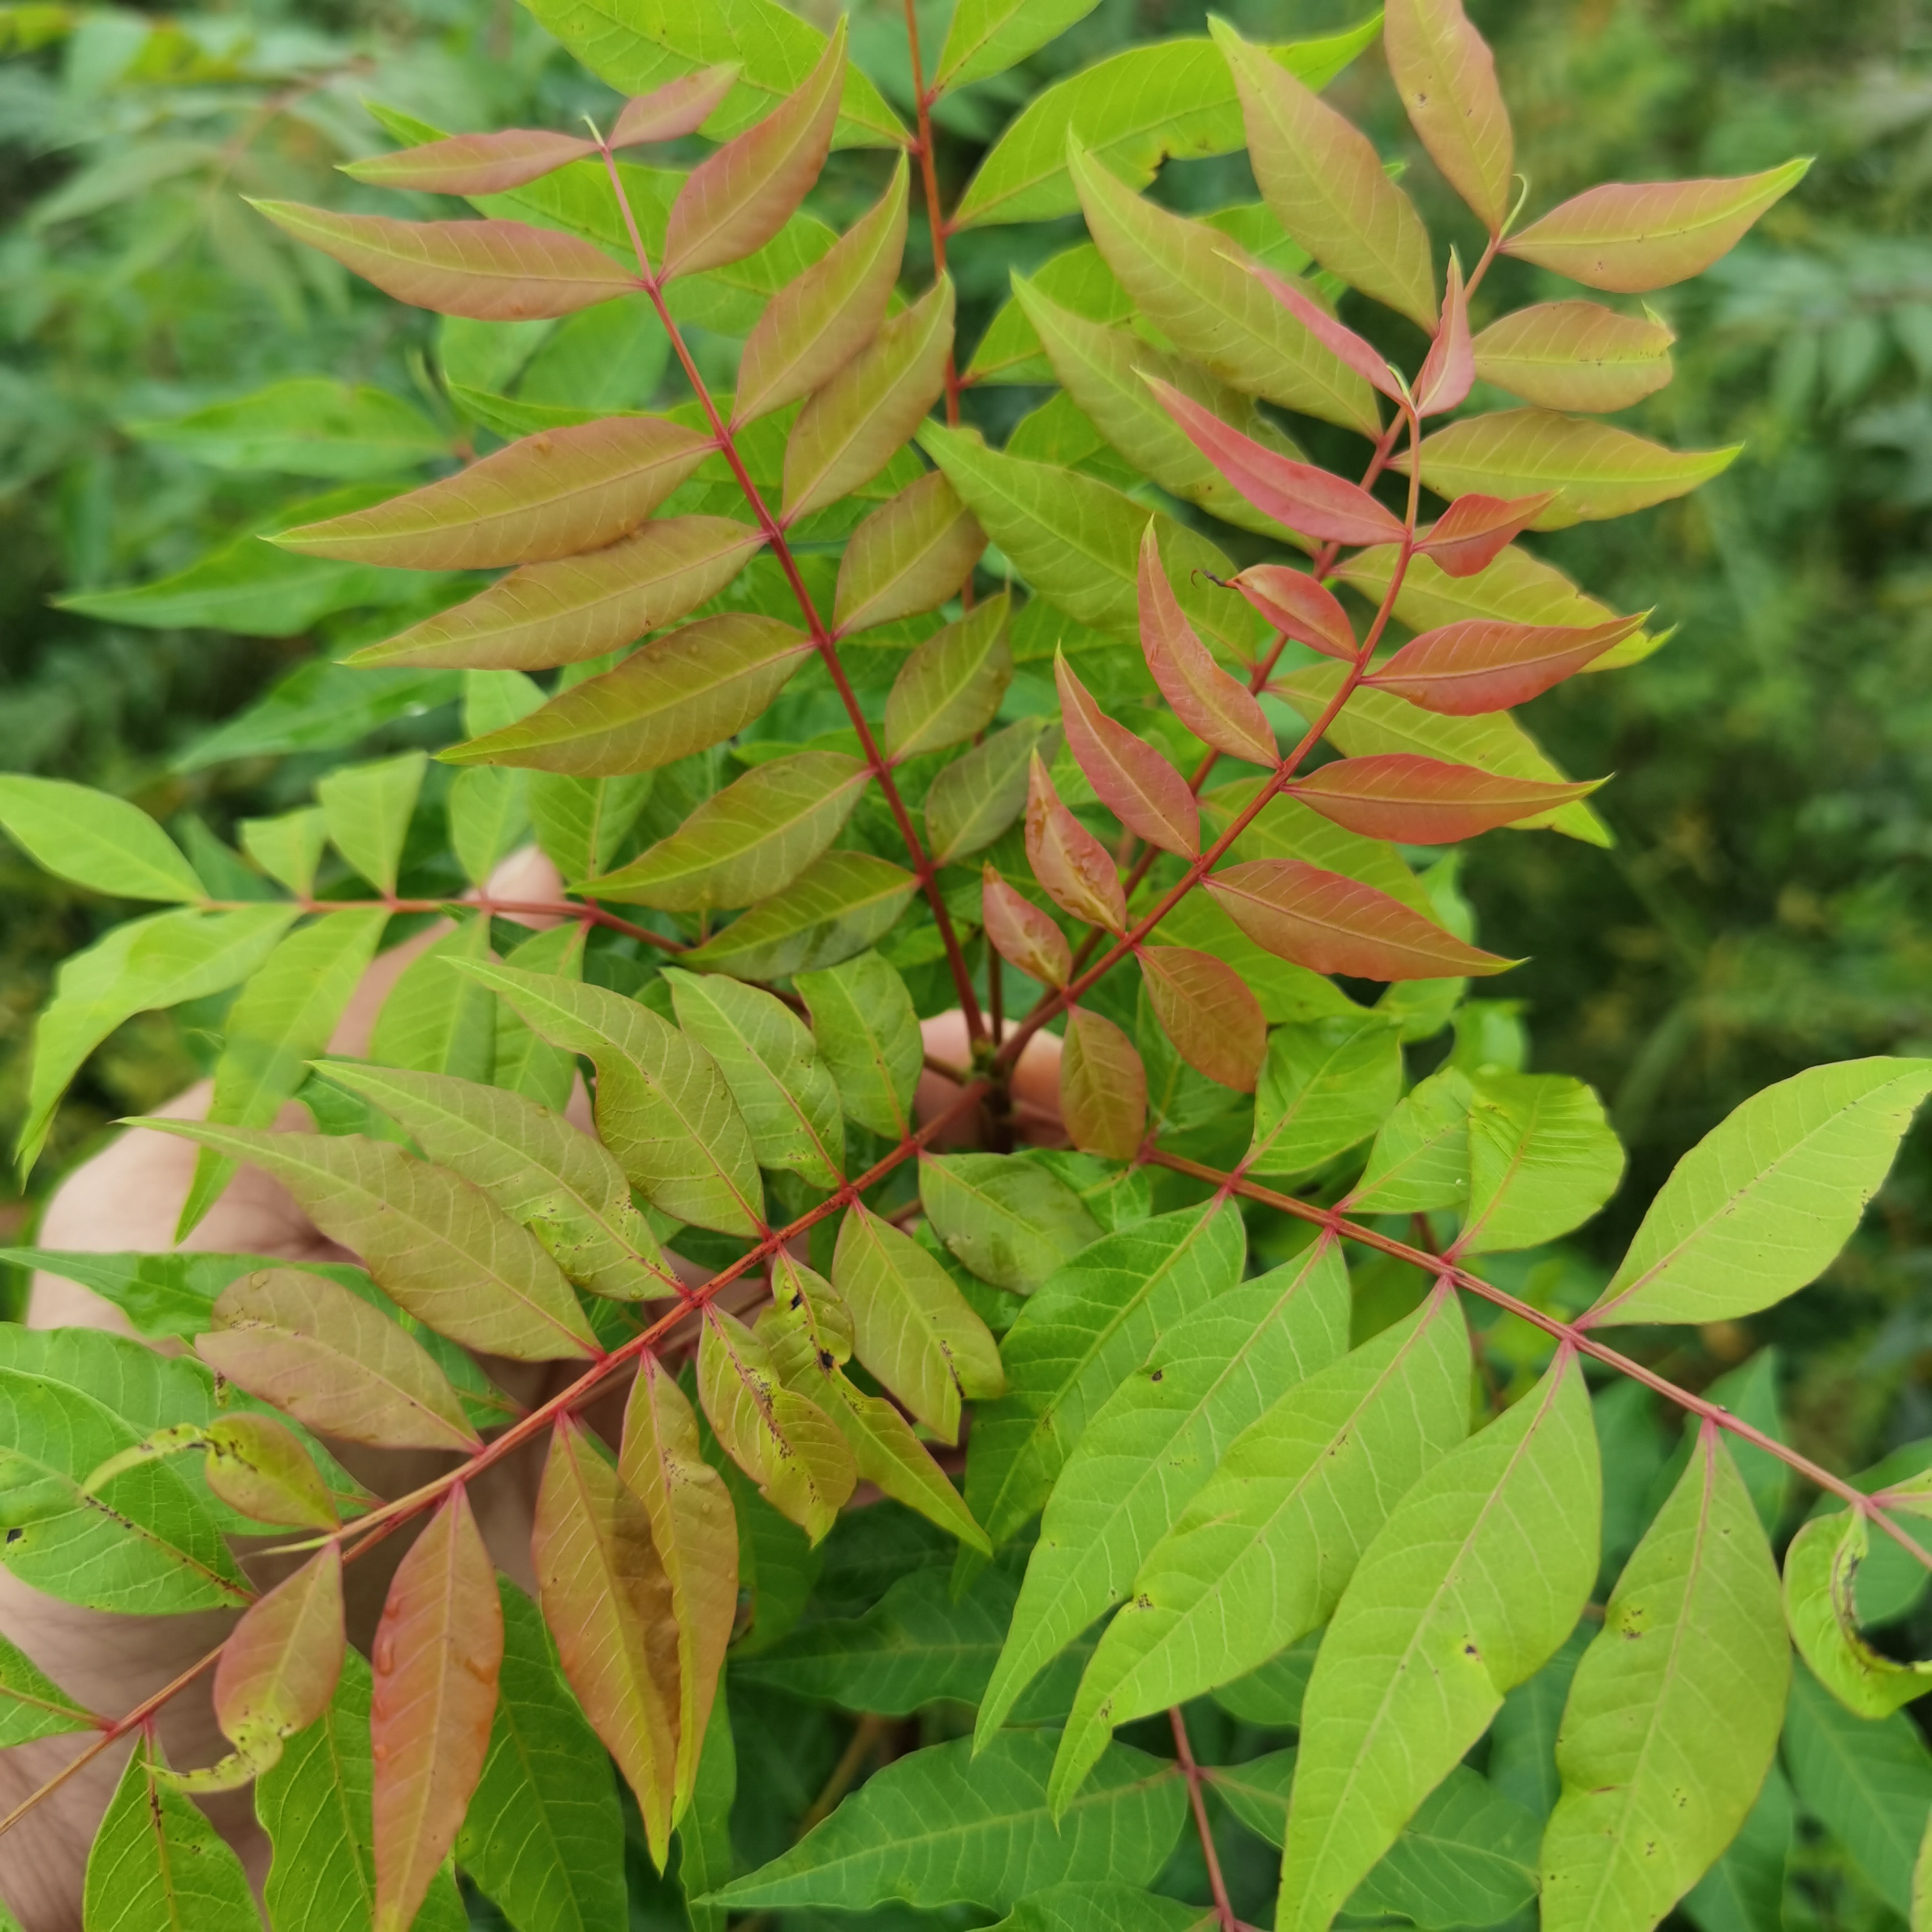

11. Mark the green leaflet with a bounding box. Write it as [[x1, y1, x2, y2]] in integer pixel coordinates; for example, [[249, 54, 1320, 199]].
[[460, 962, 765, 1236], [314, 1060, 673, 1299], [1783, 1663, 1932, 1916], [0, 774, 204, 903], [1784, 1507, 1932, 1719], [175, 664, 462, 772], [678, 1698, 738, 1932], [1487, 1623, 1591, 1820], [1212, 1633, 1323, 1728], [919, 1153, 1102, 1292], [176, 907, 389, 1238], [992, 1883, 1215, 1932], [684, 849, 918, 980], [18, 902, 296, 1172], [884, 593, 1013, 758], [965, 1202, 1246, 1551], [1541, 1430, 1790, 1932], [126, 376, 447, 478], [1344, 1068, 1478, 1215], [1682, 1767, 1794, 1932], [457, 1579, 626, 1932], [1216, 1753, 1542, 1931], [1247, 1014, 1404, 1177], [530, 772, 654, 883], [1455, 1071, 1625, 1256], [953, 22, 1380, 228], [0, 1365, 251, 1613], [1586, 1057, 1932, 1328], [448, 765, 530, 887], [935, 0, 1099, 89], [1650, 1348, 1790, 1538], [0, 1632, 92, 1746], [919, 423, 1264, 665], [492, 920, 588, 1113], [84, 1745, 257, 1932], [797, 948, 923, 1141], [979, 1240, 1350, 1742], [707, 1730, 1187, 1911], [735, 1560, 1091, 1719], [1051, 1285, 1471, 1813], [258, 1650, 467, 1932], [369, 912, 497, 1085], [315, 749, 425, 896], [1277, 1352, 1601, 1932], [240, 805, 330, 897], [665, 968, 846, 1189], [132, 1121, 601, 1360], [925, 716, 1060, 863]]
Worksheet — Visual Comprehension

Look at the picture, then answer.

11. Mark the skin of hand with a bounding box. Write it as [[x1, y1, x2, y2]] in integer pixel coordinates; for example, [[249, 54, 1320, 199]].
[[0, 848, 1068, 1930]]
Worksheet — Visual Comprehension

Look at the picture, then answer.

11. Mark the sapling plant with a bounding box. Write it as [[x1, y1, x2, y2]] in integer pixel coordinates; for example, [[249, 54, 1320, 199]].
[[0, 4, 1924, 1932]]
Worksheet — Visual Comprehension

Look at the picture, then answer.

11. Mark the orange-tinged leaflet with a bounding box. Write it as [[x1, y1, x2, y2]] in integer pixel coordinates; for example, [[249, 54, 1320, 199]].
[[1470, 301, 1675, 414], [1138, 528, 1278, 766], [1138, 945, 1266, 1092], [213, 1546, 345, 1765], [834, 468, 985, 635], [1383, 0, 1514, 233], [1413, 251, 1474, 417], [1060, 1006, 1147, 1161], [342, 128, 601, 197], [982, 865, 1071, 988], [372, 1489, 502, 1932], [1365, 611, 1648, 714], [1230, 564, 1357, 663], [1147, 376, 1408, 548], [609, 65, 741, 147], [1238, 257, 1404, 402], [661, 24, 846, 280], [274, 416, 714, 571], [1025, 754, 1126, 933], [199, 1414, 340, 1531], [1055, 655, 1199, 858], [1288, 753, 1604, 843], [1206, 858, 1516, 980], [1414, 492, 1555, 579], [250, 203, 636, 321]]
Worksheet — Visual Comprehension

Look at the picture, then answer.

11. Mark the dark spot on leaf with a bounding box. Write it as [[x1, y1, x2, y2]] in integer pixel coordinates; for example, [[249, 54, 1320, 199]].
[[1149, 1368, 1163, 1382], [3, 1528, 19, 1544], [818, 1349, 835, 1370]]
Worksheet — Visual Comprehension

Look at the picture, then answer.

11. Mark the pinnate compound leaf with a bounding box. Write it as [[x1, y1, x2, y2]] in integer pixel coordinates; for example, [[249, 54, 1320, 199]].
[[980, 1240, 1349, 1741], [1148, 375, 1407, 546], [1291, 755, 1601, 844], [782, 274, 952, 521], [1277, 1353, 1599, 1932], [213, 1546, 345, 1775], [460, 962, 765, 1235], [1052, 1285, 1471, 1811], [1397, 410, 1740, 531], [699, 1305, 856, 1542], [796, 948, 921, 1141], [84, 1745, 257, 1932], [447, 613, 809, 778], [1231, 563, 1357, 663], [1057, 655, 1198, 857], [1248, 1012, 1404, 1176], [457, 1577, 627, 1932], [354, 516, 763, 673], [683, 849, 918, 979], [587, 751, 868, 910], [0, 1633, 94, 1746], [1060, 1006, 1148, 1162], [1206, 858, 1515, 982], [1455, 1071, 1624, 1255], [199, 1267, 482, 1454], [316, 751, 424, 896], [1139, 945, 1265, 1093], [967, 1203, 1243, 1550], [1472, 301, 1676, 414], [252, 201, 635, 319], [984, 867, 1071, 987], [708, 1730, 1186, 1911], [886, 593, 1012, 760], [1541, 1428, 1789, 1932], [926, 716, 1060, 865], [1384, 0, 1513, 232], [661, 24, 845, 279], [1026, 754, 1124, 932], [1503, 161, 1811, 293], [275, 417, 712, 570], [1138, 528, 1276, 765], [1585, 1058, 1932, 1328], [314, 1062, 672, 1298], [1213, 18, 1435, 328], [1367, 613, 1648, 714], [137, 1123, 599, 1360], [665, 967, 845, 1189], [835, 468, 985, 633], [833, 1204, 1006, 1442], [0, 775, 204, 904], [371, 1487, 502, 1932], [1068, 143, 1379, 435], [1416, 492, 1558, 578], [735, 158, 907, 426], [920, 1154, 1102, 1294], [618, 1355, 737, 1813], [1783, 1509, 1932, 1719]]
